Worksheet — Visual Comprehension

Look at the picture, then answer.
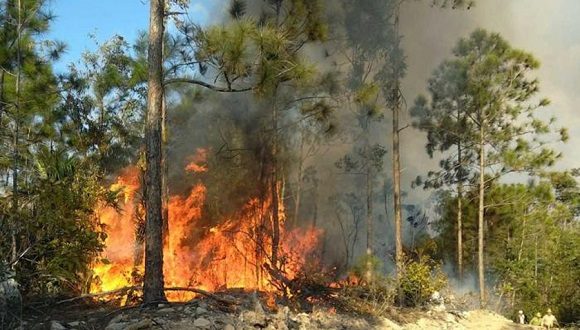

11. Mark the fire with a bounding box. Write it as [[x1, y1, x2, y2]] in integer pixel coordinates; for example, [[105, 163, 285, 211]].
[[91, 166, 142, 293], [185, 148, 208, 173], [91, 151, 322, 301]]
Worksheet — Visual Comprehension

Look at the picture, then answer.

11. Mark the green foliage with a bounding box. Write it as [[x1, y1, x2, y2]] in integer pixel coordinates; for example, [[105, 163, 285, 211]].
[[15, 148, 107, 295], [174, 0, 327, 96], [433, 176, 580, 323], [354, 83, 379, 107], [412, 29, 566, 196], [58, 36, 146, 173], [0, 0, 119, 299], [399, 256, 447, 307]]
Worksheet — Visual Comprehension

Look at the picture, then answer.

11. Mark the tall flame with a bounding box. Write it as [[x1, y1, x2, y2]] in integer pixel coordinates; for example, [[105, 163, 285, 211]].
[[91, 151, 322, 301]]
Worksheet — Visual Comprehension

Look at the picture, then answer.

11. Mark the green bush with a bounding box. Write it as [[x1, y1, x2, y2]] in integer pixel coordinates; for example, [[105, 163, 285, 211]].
[[399, 256, 447, 307], [5, 149, 108, 297]]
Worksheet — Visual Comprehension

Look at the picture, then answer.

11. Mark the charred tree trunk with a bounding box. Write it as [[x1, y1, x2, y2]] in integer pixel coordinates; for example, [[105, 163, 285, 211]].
[[143, 0, 167, 305], [477, 117, 486, 308]]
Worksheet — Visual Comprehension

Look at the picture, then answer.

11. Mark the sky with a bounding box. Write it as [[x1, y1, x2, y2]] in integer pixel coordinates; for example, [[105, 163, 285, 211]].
[[48, 0, 215, 71], [47, 1, 579, 194], [49, 0, 148, 70]]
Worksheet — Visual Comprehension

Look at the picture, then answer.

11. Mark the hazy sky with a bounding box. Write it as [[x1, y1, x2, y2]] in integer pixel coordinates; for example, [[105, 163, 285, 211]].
[[400, 0, 579, 200]]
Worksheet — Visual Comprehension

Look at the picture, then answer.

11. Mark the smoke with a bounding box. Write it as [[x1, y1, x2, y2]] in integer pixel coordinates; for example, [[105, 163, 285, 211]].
[[162, 0, 577, 277]]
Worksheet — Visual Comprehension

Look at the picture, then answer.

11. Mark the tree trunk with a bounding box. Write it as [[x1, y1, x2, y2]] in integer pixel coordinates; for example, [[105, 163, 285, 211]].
[[457, 143, 463, 281], [477, 119, 485, 308], [392, 5, 404, 282], [312, 183, 318, 227], [517, 214, 527, 262], [534, 233, 538, 281], [143, 0, 167, 304], [293, 131, 305, 226], [365, 161, 373, 282], [270, 7, 283, 269], [11, 110, 18, 266], [270, 100, 280, 267], [162, 94, 169, 243], [457, 184, 463, 279], [10, 0, 22, 266]]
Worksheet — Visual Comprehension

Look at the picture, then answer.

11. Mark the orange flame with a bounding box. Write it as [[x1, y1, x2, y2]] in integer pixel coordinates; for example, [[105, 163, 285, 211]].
[[185, 148, 208, 173], [91, 152, 322, 301]]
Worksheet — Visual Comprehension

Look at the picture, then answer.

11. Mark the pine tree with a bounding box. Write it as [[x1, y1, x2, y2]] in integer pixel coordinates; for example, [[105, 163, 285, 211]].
[[0, 0, 61, 266], [411, 59, 478, 281], [423, 29, 566, 306]]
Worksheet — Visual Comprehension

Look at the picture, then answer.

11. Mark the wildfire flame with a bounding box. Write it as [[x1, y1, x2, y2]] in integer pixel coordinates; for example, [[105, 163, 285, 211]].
[[91, 150, 322, 301]]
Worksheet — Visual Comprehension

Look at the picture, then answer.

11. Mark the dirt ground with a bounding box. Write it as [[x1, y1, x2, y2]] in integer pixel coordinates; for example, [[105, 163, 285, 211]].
[[11, 295, 546, 330]]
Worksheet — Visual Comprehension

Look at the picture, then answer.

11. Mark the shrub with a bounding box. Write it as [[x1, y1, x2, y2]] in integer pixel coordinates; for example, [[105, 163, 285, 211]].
[[399, 256, 447, 307]]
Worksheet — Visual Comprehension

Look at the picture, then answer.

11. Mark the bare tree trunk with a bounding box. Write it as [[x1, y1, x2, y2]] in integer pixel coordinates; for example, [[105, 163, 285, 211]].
[[457, 184, 463, 279], [312, 184, 318, 227], [534, 233, 538, 281], [335, 210, 350, 271], [161, 94, 169, 244], [143, 0, 167, 304], [11, 107, 18, 266], [457, 143, 463, 281], [293, 131, 305, 226], [10, 0, 22, 266], [256, 144, 267, 289], [391, 5, 404, 282], [160, 6, 169, 243], [477, 119, 486, 308], [270, 7, 283, 269], [270, 100, 280, 267], [517, 215, 527, 262], [365, 163, 373, 282]]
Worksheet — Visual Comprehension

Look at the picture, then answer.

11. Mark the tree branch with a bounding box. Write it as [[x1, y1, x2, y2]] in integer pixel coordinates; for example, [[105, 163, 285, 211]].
[[163, 78, 253, 93]]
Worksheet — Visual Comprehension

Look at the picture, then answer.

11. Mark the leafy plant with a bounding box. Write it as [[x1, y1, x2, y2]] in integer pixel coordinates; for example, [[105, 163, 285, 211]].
[[399, 256, 447, 307]]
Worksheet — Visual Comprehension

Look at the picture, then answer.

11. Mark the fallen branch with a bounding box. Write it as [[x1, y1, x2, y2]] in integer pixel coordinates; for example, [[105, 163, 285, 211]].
[[53, 286, 239, 306], [54, 286, 140, 305], [164, 287, 239, 305]]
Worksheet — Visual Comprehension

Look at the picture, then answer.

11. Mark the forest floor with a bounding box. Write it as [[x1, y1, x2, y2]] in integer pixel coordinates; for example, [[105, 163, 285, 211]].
[[15, 292, 538, 330]]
